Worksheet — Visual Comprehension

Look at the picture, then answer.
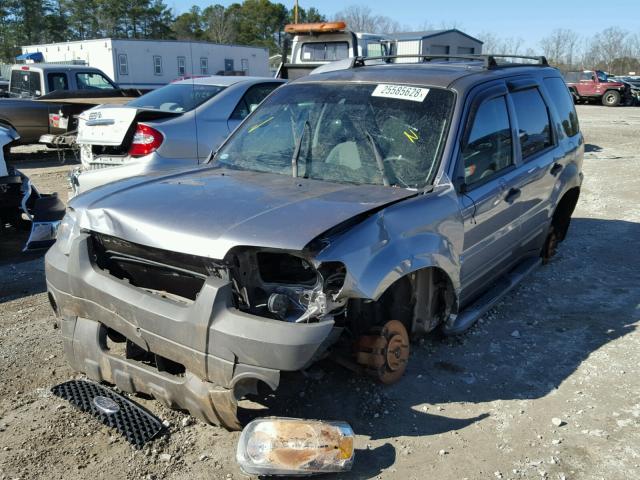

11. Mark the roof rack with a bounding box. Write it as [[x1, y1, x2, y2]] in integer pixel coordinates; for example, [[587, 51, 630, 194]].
[[350, 54, 549, 70]]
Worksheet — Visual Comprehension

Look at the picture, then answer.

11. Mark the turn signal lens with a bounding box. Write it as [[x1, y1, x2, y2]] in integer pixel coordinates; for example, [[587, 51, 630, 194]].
[[236, 417, 355, 475], [128, 123, 163, 157]]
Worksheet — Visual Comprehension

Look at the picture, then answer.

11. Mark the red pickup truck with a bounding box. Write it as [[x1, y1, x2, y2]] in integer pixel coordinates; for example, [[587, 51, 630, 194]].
[[563, 70, 631, 106]]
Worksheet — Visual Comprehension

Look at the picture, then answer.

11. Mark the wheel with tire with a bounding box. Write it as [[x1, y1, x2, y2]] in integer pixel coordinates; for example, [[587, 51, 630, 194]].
[[602, 90, 621, 107]]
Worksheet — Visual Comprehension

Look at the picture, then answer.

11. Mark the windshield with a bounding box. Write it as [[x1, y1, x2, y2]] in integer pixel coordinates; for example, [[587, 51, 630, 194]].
[[213, 82, 454, 189], [128, 84, 226, 112]]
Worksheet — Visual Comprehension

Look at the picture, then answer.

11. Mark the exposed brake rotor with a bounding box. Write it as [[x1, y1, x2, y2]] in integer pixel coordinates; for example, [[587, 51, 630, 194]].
[[354, 320, 410, 384]]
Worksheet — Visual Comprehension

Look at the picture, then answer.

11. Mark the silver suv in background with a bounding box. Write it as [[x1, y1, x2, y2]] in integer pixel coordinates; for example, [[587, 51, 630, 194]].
[[46, 55, 583, 430], [72, 76, 285, 195]]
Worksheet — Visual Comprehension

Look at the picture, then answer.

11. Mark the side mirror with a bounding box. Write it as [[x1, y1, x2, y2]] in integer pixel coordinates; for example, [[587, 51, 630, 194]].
[[454, 176, 468, 194]]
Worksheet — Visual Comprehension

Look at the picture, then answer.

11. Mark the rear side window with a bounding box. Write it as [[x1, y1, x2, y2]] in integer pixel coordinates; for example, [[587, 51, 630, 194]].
[[10, 70, 41, 96], [543, 77, 580, 138], [510, 88, 553, 159], [301, 42, 349, 61], [47, 73, 69, 92], [231, 83, 281, 120], [462, 96, 513, 185]]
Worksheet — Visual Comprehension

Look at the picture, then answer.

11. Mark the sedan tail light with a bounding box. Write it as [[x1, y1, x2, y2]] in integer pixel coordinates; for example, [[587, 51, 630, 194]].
[[128, 123, 163, 157]]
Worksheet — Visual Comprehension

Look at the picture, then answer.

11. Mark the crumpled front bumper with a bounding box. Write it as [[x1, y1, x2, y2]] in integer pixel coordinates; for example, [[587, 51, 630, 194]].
[[45, 234, 335, 429], [0, 168, 65, 251]]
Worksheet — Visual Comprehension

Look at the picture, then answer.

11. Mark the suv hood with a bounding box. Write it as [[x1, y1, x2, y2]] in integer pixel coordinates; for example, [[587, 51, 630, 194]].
[[71, 167, 416, 259]]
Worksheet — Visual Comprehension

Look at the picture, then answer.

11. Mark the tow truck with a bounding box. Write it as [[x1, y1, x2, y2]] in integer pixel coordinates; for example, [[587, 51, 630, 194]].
[[276, 21, 392, 79]]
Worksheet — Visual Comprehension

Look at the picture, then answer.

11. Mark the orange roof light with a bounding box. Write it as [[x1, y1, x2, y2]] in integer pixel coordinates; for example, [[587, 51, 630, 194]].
[[284, 21, 347, 34]]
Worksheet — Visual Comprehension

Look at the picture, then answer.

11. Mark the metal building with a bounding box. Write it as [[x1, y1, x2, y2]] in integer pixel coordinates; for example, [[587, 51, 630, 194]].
[[393, 29, 483, 62]]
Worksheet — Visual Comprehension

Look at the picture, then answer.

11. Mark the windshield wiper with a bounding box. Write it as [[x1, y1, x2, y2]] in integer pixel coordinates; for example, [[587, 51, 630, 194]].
[[291, 120, 310, 178], [364, 130, 390, 187]]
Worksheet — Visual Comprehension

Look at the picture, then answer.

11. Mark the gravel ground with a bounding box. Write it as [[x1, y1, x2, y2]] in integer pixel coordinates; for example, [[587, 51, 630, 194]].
[[0, 105, 639, 480]]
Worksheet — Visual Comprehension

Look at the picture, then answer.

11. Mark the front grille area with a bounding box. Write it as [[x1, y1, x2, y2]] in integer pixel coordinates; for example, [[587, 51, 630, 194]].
[[51, 380, 164, 448], [89, 232, 225, 301]]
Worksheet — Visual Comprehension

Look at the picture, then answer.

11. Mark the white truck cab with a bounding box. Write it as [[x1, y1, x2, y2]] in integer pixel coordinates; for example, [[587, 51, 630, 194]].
[[277, 22, 392, 80]]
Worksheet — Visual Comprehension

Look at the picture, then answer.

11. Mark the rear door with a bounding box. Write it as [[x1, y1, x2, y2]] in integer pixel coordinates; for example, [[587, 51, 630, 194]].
[[456, 82, 527, 304], [511, 76, 581, 255]]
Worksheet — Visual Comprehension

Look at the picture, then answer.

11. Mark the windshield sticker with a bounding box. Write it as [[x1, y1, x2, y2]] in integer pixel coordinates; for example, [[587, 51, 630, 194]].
[[372, 84, 430, 102], [403, 127, 420, 143]]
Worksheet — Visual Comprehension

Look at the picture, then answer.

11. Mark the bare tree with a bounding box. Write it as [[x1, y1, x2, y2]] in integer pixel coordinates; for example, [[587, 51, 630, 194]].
[[477, 31, 524, 54], [540, 28, 580, 67], [579, 26, 635, 73], [333, 5, 404, 34], [597, 26, 629, 72]]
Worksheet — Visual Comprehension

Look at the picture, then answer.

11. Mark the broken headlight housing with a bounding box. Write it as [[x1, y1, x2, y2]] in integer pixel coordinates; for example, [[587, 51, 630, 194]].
[[55, 208, 79, 255], [236, 417, 355, 475], [254, 253, 346, 323]]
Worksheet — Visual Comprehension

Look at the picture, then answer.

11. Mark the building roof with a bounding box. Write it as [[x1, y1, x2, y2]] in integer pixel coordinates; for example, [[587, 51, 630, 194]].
[[22, 37, 268, 52], [393, 29, 483, 45]]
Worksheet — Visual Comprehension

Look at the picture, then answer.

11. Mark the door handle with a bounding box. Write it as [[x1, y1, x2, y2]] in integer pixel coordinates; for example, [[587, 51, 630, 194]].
[[550, 162, 563, 176], [505, 187, 521, 204]]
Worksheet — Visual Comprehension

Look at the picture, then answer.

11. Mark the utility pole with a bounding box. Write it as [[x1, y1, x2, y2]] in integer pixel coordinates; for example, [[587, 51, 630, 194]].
[[294, 0, 299, 23]]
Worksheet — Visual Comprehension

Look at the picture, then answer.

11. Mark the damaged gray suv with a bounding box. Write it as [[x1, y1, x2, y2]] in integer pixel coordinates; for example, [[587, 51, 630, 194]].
[[45, 55, 584, 429]]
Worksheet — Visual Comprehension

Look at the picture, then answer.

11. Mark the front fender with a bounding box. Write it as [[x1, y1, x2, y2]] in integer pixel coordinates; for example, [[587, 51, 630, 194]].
[[315, 181, 463, 301]]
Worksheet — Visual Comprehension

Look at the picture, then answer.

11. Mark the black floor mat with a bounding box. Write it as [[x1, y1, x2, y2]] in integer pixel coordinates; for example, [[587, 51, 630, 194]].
[[52, 380, 164, 448]]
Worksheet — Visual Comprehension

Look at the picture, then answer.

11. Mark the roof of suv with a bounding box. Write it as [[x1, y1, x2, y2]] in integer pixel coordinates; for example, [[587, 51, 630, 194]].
[[295, 61, 559, 91]]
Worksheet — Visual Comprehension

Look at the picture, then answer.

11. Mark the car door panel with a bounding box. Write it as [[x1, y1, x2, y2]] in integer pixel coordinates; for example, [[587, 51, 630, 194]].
[[507, 83, 562, 256], [456, 85, 526, 306]]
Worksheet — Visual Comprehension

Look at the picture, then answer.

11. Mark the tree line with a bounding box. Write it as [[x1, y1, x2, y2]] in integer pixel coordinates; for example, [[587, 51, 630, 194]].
[[481, 27, 640, 74], [0, 0, 325, 61], [1, 1, 639, 74]]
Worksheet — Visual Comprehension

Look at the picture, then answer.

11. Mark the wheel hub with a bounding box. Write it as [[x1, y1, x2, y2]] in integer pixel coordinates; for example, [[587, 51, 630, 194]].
[[354, 320, 410, 384]]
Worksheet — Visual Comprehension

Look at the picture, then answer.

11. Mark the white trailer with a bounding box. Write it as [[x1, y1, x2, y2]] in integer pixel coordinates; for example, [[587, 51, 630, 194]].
[[20, 39, 270, 90]]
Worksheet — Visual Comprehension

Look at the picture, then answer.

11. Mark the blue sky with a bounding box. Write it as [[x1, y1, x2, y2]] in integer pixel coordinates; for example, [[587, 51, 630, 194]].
[[169, 0, 640, 51]]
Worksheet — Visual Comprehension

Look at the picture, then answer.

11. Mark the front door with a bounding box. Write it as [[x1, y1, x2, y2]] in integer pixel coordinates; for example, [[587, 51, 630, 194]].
[[456, 85, 525, 305]]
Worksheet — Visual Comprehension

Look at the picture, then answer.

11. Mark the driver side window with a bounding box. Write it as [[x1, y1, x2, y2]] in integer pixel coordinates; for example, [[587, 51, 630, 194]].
[[462, 96, 513, 186]]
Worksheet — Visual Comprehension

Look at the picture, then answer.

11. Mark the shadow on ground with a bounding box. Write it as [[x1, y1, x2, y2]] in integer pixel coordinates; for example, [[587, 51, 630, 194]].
[[243, 217, 640, 478], [584, 143, 603, 153], [0, 227, 48, 299]]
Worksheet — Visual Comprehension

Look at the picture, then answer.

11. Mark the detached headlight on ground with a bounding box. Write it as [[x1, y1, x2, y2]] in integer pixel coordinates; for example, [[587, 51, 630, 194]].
[[55, 208, 79, 255], [236, 417, 355, 476]]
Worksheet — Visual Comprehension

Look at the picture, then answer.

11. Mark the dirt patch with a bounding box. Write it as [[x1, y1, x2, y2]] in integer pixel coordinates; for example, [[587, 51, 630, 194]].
[[0, 105, 639, 480]]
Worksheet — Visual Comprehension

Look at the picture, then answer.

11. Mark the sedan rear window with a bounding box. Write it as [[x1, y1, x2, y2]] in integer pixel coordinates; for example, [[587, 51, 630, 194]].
[[128, 84, 226, 113], [214, 82, 454, 189]]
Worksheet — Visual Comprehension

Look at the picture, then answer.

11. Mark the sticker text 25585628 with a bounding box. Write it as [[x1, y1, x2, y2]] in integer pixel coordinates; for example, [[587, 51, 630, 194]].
[[372, 84, 430, 102]]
